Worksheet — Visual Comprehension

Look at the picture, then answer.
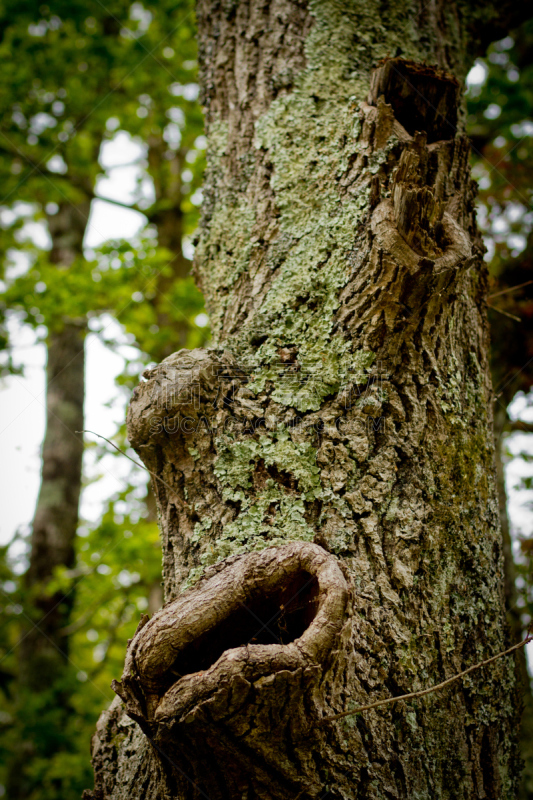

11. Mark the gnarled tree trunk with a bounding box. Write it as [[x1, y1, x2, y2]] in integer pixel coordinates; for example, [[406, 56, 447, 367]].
[[87, 2, 531, 797]]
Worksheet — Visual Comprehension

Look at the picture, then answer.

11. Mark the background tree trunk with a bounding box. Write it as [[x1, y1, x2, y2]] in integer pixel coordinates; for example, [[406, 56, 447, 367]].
[[148, 140, 192, 355], [8, 202, 89, 799], [20, 200, 89, 685], [494, 407, 533, 799], [19, 322, 85, 684], [87, 2, 532, 797]]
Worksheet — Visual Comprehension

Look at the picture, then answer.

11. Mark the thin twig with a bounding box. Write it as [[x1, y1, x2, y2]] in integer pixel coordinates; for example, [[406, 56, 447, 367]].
[[506, 419, 533, 435], [486, 304, 521, 323], [488, 280, 533, 300], [77, 429, 181, 497], [322, 634, 533, 723]]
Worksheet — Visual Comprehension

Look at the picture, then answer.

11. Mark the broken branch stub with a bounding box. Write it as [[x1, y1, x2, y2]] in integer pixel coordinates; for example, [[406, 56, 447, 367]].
[[127, 348, 241, 464], [113, 542, 347, 741]]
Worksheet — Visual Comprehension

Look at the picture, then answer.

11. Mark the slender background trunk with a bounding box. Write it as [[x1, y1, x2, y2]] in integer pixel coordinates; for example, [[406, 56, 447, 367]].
[[8, 201, 89, 799], [149, 140, 191, 354], [19, 322, 85, 682], [494, 407, 533, 799], [20, 200, 89, 684]]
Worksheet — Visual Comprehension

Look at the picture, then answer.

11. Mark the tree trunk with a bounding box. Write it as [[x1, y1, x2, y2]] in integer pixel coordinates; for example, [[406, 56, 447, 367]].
[[142, 141, 198, 613], [7, 201, 89, 799], [494, 407, 533, 799], [87, 2, 530, 797], [19, 200, 89, 685], [149, 139, 191, 354], [18, 322, 85, 684]]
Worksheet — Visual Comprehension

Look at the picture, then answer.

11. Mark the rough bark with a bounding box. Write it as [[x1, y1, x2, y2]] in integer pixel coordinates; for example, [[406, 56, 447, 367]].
[[87, 2, 527, 798], [142, 140, 198, 610]]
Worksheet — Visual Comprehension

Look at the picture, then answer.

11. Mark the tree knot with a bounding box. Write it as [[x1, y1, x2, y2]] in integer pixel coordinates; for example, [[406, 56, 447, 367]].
[[114, 542, 347, 742]]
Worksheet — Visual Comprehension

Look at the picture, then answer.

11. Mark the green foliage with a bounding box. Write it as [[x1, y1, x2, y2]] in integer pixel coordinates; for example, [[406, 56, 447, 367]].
[[2, 669, 96, 800], [0, 0, 208, 368], [4, 234, 207, 348], [0, 0, 209, 797], [0, 478, 163, 798], [467, 21, 533, 275]]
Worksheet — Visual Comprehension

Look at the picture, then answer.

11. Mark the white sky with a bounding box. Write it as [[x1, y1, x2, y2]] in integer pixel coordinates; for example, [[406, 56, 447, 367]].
[[0, 132, 147, 548]]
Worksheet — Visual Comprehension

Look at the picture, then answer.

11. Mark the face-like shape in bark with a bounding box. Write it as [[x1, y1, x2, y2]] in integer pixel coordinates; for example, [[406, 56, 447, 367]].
[[88, 27, 519, 798], [114, 543, 347, 730]]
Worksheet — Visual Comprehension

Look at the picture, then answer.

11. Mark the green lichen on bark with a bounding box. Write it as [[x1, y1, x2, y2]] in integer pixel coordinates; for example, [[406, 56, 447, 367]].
[[304, 0, 426, 91], [196, 0, 437, 397], [111, 0, 522, 795], [215, 427, 322, 495], [197, 427, 321, 565]]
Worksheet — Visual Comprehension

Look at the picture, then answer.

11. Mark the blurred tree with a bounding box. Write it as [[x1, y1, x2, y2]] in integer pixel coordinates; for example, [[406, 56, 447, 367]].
[[466, 19, 533, 796], [0, 1, 206, 797], [0, 7, 113, 793]]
